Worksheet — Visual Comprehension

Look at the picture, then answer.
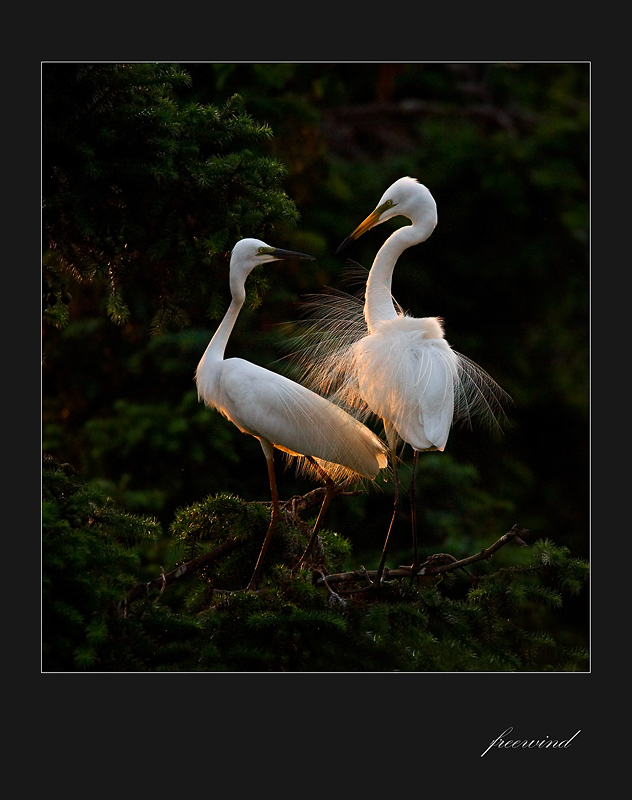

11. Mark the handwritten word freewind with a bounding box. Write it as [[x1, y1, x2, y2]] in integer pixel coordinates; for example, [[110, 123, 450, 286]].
[[481, 727, 581, 757]]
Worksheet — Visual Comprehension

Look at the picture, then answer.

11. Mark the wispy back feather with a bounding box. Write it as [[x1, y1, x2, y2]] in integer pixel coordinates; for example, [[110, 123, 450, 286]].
[[282, 267, 511, 447]]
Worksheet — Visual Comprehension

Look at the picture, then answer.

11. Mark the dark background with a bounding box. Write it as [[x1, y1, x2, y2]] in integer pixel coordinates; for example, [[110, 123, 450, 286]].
[[42, 62, 589, 657], [40, 57, 595, 782]]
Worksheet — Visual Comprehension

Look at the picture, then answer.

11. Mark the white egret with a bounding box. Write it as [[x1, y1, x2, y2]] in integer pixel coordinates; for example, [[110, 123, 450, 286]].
[[291, 178, 510, 581], [195, 238, 388, 590]]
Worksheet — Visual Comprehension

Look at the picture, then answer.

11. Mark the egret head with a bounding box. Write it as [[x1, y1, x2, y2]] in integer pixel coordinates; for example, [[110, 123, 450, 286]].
[[232, 237, 315, 269], [230, 238, 315, 298], [337, 177, 437, 252]]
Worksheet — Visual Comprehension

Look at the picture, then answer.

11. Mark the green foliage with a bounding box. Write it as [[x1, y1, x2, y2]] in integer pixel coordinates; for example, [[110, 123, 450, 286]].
[[42, 459, 588, 672], [42, 456, 161, 670], [42, 63, 299, 333], [42, 63, 589, 671]]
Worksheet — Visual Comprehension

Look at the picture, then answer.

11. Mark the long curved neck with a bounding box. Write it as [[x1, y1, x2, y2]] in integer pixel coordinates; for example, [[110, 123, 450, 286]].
[[202, 276, 246, 363], [195, 272, 247, 403], [203, 297, 243, 362], [365, 224, 420, 332]]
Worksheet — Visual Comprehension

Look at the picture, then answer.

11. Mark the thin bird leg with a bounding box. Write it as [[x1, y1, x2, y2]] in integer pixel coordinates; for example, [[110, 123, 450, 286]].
[[375, 447, 401, 584], [246, 455, 280, 591], [292, 457, 340, 571], [408, 449, 420, 571]]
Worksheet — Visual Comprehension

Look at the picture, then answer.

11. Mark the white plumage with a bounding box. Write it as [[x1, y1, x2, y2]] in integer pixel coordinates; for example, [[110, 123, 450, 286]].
[[288, 178, 510, 578], [348, 313, 458, 452], [199, 353, 389, 479], [196, 238, 388, 589]]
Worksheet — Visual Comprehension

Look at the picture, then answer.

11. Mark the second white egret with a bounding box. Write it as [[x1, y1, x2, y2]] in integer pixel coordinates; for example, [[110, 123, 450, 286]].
[[292, 178, 510, 581]]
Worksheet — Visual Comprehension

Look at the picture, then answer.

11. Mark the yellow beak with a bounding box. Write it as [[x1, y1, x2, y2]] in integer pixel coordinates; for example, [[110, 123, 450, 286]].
[[336, 208, 383, 253]]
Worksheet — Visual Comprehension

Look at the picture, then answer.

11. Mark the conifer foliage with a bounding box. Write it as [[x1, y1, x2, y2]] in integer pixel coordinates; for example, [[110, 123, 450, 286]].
[[42, 456, 588, 672], [42, 63, 589, 671], [42, 456, 161, 670], [42, 63, 298, 332]]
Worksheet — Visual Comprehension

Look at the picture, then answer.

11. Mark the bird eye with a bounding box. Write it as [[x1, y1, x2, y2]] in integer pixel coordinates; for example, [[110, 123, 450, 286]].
[[257, 247, 267, 254]]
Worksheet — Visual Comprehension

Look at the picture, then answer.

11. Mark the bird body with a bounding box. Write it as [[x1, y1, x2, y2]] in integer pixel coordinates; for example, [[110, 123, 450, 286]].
[[329, 176, 506, 454], [350, 313, 458, 452], [336, 177, 458, 453], [291, 178, 509, 577], [195, 238, 387, 588], [197, 353, 387, 479]]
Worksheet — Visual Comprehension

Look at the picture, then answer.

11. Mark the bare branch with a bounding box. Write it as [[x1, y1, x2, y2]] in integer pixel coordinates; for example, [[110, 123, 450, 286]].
[[283, 486, 361, 518], [417, 525, 529, 575], [318, 525, 529, 589]]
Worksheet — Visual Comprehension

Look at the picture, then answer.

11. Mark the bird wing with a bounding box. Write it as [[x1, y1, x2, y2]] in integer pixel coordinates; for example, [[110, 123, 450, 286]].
[[352, 320, 458, 451], [216, 358, 387, 479], [286, 287, 510, 446]]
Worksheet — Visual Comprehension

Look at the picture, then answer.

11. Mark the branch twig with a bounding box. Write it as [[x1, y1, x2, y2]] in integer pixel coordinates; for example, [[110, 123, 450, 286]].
[[124, 537, 241, 603], [283, 486, 361, 518], [317, 525, 529, 588]]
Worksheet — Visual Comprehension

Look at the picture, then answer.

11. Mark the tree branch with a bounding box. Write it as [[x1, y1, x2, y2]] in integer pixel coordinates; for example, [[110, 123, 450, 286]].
[[282, 486, 361, 518], [120, 487, 365, 607], [123, 536, 241, 604], [317, 525, 529, 589]]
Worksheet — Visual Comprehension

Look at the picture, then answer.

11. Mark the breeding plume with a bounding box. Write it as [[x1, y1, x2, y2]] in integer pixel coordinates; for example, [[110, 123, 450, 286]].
[[291, 178, 509, 579], [195, 238, 388, 590]]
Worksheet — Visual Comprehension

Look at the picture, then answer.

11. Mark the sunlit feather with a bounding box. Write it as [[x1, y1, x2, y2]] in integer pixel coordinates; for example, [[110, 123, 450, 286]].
[[283, 177, 511, 577], [195, 238, 388, 589]]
